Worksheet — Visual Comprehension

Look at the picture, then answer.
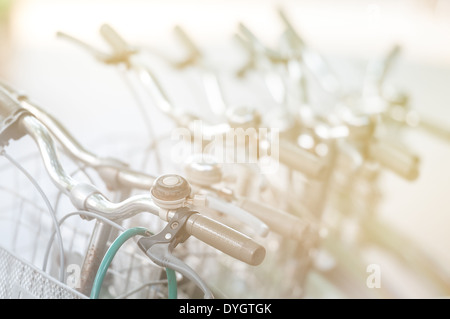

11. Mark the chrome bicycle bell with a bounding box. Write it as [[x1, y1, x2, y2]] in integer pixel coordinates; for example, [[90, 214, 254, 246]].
[[226, 105, 261, 129], [184, 154, 222, 187], [150, 174, 191, 209]]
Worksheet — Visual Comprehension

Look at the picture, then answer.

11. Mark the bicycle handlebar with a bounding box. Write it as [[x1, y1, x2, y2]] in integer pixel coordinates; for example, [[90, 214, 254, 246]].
[[85, 191, 265, 265], [99, 24, 131, 56], [0, 85, 323, 246], [0, 90, 142, 190], [0, 93, 266, 265], [21, 98, 126, 168], [0, 85, 29, 146]]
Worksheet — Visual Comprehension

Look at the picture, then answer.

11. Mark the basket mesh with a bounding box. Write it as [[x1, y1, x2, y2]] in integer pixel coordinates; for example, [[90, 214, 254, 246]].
[[0, 245, 87, 299]]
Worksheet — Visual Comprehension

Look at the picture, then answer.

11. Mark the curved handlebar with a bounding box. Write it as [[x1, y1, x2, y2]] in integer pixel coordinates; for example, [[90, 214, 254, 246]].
[[0, 85, 29, 146], [7, 109, 266, 266]]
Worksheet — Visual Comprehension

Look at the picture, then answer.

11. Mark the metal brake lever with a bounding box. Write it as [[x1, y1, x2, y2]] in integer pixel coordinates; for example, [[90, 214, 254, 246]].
[[234, 32, 257, 78], [99, 24, 138, 59], [277, 8, 306, 49], [363, 44, 401, 97], [59, 25, 201, 128], [170, 25, 227, 117], [278, 8, 341, 97], [137, 207, 214, 299], [171, 25, 202, 69], [235, 23, 300, 109], [184, 155, 314, 240], [57, 24, 138, 66], [237, 23, 286, 64]]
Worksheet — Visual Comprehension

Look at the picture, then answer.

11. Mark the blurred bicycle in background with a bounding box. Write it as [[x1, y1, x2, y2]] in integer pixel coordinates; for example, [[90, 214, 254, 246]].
[[0, 0, 449, 299]]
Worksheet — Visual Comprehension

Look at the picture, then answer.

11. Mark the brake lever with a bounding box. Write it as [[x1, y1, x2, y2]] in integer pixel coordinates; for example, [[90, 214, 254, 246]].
[[171, 25, 202, 69], [57, 23, 138, 66], [137, 207, 214, 299], [184, 154, 315, 240], [170, 25, 227, 117], [278, 8, 341, 97], [237, 22, 286, 64]]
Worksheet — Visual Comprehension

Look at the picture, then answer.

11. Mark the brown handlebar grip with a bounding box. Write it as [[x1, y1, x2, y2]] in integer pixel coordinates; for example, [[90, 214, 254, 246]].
[[278, 139, 327, 179], [185, 213, 266, 266], [370, 139, 419, 181], [237, 197, 313, 241]]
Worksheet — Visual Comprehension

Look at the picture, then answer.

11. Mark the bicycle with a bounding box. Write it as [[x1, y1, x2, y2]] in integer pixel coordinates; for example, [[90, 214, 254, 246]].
[[233, 8, 450, 298], [0, 82, 267, 299], [106, 10, 450, 298], [1, 6, 448, 299]]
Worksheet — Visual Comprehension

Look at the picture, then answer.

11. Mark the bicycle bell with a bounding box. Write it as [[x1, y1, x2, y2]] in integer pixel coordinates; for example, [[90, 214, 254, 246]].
[[150, 174, 191, 209], [226, 105, 261, 129], [184, 153, 222, 187]]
